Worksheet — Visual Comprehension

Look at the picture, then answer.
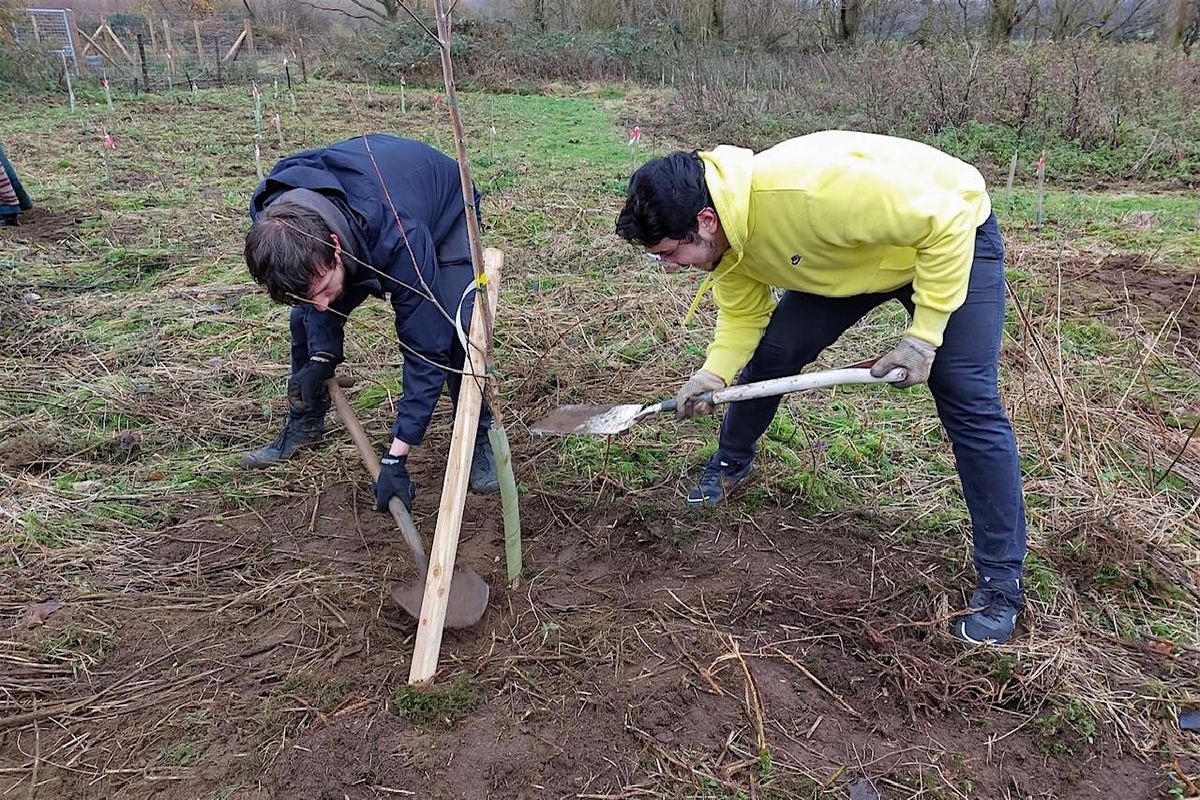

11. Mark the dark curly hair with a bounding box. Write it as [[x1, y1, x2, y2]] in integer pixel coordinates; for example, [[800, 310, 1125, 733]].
[[615, 151, 712, 247]]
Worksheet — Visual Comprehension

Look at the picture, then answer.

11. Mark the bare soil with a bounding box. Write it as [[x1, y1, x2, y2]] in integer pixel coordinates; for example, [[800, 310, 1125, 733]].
[[0, 206, 87, 245], [1058, 254, 1200, 344], [0, 432, 1171, 799]]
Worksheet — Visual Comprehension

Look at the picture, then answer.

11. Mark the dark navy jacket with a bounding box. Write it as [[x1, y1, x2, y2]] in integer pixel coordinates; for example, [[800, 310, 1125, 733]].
[[250, 134, 480, 446]]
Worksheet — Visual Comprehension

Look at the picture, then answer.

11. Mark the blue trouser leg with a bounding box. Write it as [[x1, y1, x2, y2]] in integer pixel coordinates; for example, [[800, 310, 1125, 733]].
[[716, 290, 888, 466], [288, 305, 310, 373], [287, 306, 330, 422], [899, 216, 1027, 581]]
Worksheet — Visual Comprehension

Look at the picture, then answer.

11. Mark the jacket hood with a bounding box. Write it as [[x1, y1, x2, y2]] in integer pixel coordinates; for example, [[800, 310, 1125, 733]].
[[698, 145, 753, 262]]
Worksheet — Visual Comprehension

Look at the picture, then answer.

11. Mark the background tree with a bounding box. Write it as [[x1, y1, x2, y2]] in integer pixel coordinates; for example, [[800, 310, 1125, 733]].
[[988, 0, 1038, 42], [1166, 0, 1199, 48]]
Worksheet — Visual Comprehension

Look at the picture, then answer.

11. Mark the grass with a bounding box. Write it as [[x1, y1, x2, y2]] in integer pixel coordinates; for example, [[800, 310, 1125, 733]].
[[389, 674, 480, 726]]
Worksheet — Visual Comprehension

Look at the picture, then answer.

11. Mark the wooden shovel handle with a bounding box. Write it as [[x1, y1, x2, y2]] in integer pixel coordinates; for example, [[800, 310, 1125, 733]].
[[327, 380, 429, 575]]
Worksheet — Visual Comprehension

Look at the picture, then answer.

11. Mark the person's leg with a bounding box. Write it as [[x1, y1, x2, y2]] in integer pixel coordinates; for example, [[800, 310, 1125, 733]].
[[241, 307, 326, 468], [689, 290, 886, 505], [904, 214, 1027, 642]]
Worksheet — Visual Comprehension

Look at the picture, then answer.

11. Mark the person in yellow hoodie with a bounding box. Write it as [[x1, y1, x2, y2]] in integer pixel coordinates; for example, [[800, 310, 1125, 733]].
[[616, 130, 1026, 645]]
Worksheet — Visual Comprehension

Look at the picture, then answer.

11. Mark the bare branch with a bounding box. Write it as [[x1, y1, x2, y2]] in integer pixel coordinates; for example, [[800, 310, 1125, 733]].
[[394, 0, 438, 41], [298, 0, 385, 25]]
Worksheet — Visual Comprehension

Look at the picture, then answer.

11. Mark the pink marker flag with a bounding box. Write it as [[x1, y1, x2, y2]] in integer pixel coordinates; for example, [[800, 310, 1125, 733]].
[[628, 125, 641, 146], [104, 132, 116, 150]]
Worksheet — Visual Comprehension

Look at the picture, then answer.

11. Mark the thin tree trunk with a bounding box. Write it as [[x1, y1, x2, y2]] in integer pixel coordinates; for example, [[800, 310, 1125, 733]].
[[989, 0, 1017, 43], [838, 0, 861, 44]]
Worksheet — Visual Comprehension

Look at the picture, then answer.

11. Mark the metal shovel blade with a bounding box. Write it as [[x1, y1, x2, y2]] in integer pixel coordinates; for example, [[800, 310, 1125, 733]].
[[529, 403, 650, 436], [391, 569, 490, 629]]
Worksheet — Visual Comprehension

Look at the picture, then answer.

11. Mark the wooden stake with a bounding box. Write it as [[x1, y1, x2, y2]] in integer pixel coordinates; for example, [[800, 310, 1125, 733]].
[[193, 20, 203, 62], [61, 52, 75, 112], [245, 18, 256, 59], [163, 20, 175, 73], [103, 21, 134, 63], [428, 0, 523, 584], [1035, 150, 1047, 232], [137, 32, 149, 91], [408, 248, 502, 684], [77, 25, 120, 69], [79, 22, 102, 56], [1005, 149, 1018, 206], [223, 28, 248, 63]]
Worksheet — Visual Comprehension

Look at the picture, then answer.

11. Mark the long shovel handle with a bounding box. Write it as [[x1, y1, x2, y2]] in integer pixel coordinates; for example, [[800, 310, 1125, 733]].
[[708, 366, 907, 405], [327, 380, 429, 575], [639, 366, 908, 420]]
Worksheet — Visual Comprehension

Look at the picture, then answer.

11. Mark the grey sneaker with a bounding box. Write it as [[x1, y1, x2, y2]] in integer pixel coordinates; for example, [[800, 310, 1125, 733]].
[[469, 432, 501, 494], [952, 577, 1024, 645], [240, 417, 325, 469], [685, 456, 753, 507]]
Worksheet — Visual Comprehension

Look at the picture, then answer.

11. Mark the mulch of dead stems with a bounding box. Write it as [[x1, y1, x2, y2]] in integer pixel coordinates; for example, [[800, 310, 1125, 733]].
[[2, 101, 1199, 800]]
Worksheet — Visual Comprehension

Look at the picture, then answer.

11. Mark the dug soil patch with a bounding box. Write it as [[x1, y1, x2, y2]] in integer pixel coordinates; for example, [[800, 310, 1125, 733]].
[[0, 471, 1165, 799], [1059, 253, 1200, 344]]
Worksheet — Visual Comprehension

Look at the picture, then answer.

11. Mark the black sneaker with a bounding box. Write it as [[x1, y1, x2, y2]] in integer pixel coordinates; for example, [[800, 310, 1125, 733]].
[[240, 417, 325, 469], [469, 432, 501, 495], [684, 456, 753, 507], [951, 577, 1024, 645]]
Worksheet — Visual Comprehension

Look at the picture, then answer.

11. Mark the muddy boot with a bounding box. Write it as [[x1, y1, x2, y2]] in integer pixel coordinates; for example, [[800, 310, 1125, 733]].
[[469, 432, 501, 495], [240, 416, 326, 469]]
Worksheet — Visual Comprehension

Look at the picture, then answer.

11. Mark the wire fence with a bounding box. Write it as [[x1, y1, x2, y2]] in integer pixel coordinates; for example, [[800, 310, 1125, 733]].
[[12, 9, 309, 91]]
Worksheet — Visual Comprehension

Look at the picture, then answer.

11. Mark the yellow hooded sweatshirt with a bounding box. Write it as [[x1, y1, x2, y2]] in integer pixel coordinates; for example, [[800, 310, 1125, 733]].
[[698, 130, 992, 384]]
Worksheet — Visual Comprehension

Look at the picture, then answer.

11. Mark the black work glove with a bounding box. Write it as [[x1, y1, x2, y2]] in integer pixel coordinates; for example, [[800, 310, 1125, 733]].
[[374, 454, 416, 512], [287, 352, 339, 415]]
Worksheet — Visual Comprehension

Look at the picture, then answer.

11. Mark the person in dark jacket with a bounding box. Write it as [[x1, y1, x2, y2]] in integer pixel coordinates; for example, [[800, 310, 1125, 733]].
[[240, 134, 498, 510], [0, 144, 33, 224]]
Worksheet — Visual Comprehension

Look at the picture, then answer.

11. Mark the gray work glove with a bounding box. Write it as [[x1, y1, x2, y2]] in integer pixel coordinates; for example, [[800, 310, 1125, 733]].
[[674, 369, 726, 420], [871, 336, 936, 388]]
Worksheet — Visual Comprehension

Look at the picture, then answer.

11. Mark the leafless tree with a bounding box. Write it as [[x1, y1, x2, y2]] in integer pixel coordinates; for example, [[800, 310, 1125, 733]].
[[298, 0, 406, 26], [1037, 0, 1161, 40], [1166, 0, 1200, 48], [988, 0, 1039, 42]]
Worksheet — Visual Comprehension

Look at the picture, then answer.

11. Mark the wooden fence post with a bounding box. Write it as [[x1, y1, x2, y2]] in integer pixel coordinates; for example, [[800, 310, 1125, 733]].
[[163, 20, 175, 74], [245, 18, 256, 59], [137, 32, 149, 91]]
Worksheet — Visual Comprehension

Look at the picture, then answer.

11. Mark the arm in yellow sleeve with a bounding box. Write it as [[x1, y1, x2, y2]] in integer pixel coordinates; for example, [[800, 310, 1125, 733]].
[[810, 163, 980, 347], [700, 270, 777, 384]]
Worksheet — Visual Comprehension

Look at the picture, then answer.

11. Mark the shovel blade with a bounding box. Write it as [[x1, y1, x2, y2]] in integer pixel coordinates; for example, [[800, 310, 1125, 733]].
[[391, 569, 490, 629], [529, 403, 647, 436]]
